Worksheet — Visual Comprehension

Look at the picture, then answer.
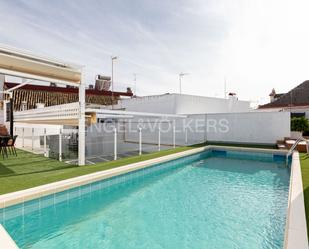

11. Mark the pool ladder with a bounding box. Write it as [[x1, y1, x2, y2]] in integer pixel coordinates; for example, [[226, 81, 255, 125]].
[[286, 137, 309, 166]]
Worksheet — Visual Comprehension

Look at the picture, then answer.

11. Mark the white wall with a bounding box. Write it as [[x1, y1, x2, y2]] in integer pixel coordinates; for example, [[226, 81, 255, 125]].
[[117, 94, 250, 115], [206, 111, 290, 144], [255, 106, 309, 119], [174, 94, 250, 114], [118, 94, 176, 114], [119, 112, 289, 146]]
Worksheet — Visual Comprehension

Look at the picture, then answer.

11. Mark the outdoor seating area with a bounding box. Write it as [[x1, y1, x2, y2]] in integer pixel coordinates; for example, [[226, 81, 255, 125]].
[[0, 125, 17, 158], [277, 136, 309, 153]]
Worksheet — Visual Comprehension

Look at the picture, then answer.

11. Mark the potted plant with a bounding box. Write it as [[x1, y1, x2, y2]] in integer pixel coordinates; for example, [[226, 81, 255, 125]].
[[290, 116, 309, 138]]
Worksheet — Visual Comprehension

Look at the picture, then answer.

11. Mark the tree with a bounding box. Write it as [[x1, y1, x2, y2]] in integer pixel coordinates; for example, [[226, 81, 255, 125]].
[[291, 117, 309, 132]]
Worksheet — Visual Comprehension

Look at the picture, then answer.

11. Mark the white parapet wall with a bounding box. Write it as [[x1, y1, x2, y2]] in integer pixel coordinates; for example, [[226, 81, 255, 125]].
[[116, 93, 250, 115], [118, 111, 290, 146], [206, 111, 290, 144]]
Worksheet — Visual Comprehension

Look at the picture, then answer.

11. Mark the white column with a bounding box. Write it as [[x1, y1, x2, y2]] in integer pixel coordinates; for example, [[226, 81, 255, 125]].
[[114, 127, 117, 160], [22, 127, 24, 148], [158, 124, 161, 151], [173, 120, 176, 148], [78, 75, 86, 166], [31, 128, 34, 151], [204, 114, 207, 142], [44, 128, 47, 157], [139, 127, 142, 155], [185, 127, 188, 145], [59, 129, 62, 161]]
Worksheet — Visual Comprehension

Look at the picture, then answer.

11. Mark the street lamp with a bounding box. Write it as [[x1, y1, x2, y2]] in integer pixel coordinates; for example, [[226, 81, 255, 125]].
[[111, 56, 118, 109], [133, 73, 137, 97], [179, 72, 189, 94]]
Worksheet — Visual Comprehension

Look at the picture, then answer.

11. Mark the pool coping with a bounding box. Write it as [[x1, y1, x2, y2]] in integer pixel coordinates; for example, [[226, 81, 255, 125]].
[[0, 224, 19, 249], [0, 145, 305, 249], [283, 151, 308, 249]]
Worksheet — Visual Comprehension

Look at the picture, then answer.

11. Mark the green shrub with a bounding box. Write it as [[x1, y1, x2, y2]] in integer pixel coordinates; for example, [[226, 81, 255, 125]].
[[291, 117, 309, 132]]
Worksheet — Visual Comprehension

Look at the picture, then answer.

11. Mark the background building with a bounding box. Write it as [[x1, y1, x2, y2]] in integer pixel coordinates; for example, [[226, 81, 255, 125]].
[[3, 82, 133, 111], [114, 93, 251, 115], [258, 80, 309, 118]]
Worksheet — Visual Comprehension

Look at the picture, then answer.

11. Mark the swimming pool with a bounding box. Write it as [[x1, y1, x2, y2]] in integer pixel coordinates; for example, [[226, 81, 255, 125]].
[[0, 149, 290, 249]]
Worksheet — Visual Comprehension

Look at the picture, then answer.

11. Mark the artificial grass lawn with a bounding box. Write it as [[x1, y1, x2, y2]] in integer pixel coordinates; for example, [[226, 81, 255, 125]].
[[300, 153, 309, 238], [0, 146, 201, 195], [0, 142, 277, 195]]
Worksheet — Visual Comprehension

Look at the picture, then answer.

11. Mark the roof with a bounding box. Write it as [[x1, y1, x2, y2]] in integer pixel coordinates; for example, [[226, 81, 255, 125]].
[[4, 82, 133, 97], [259, 80, 309, 109], [0, 45, 82, 85]]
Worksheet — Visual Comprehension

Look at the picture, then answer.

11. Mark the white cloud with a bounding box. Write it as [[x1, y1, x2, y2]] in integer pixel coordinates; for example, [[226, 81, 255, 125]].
[[0, 0, 309, 103]]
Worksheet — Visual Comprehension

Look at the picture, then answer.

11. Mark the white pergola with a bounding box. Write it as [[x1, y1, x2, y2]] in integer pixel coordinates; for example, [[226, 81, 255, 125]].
[[0, 45, 86, 165], [0, 45, 189, 166]]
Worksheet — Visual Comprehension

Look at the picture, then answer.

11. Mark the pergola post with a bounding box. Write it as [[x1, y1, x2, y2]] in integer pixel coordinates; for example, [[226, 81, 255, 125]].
[[114, 127, 117, 160], [59, 128, 62, 161], [22, 127, 24, 147], [173, 120, 176, 148], [139, 127, 142, 155], [158, 124, 161, 151], [78, 76, 86, 166], [43, 128, 47, 157], [31, 127, 34, 151]]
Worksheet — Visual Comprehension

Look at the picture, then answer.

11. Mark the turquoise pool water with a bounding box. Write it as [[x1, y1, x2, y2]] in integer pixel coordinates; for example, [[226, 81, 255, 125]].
[[0, 150, 290, 249]]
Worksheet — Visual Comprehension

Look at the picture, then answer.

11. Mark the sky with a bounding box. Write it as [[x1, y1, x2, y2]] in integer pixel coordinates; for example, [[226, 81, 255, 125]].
[[0, 0, 309, 105]]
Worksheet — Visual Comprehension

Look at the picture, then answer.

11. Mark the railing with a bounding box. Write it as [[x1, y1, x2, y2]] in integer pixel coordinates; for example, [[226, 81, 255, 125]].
[[14, 102, 80, 122], [286, 137, 308, 166], [14, 125, 78, 161]]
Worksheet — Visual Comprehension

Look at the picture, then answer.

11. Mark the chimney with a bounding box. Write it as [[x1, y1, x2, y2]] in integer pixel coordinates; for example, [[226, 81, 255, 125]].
[[228, 92, 237, 100], [269, 88, 276, 102], [36, 103, 45, 109], [21, 101, 27, 111], [127, 87, 132, 94]]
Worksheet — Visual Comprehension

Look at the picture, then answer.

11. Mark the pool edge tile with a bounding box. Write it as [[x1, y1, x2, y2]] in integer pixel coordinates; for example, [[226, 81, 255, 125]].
[[283, 151, 308, 249], [0, 224, 19, 249]]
